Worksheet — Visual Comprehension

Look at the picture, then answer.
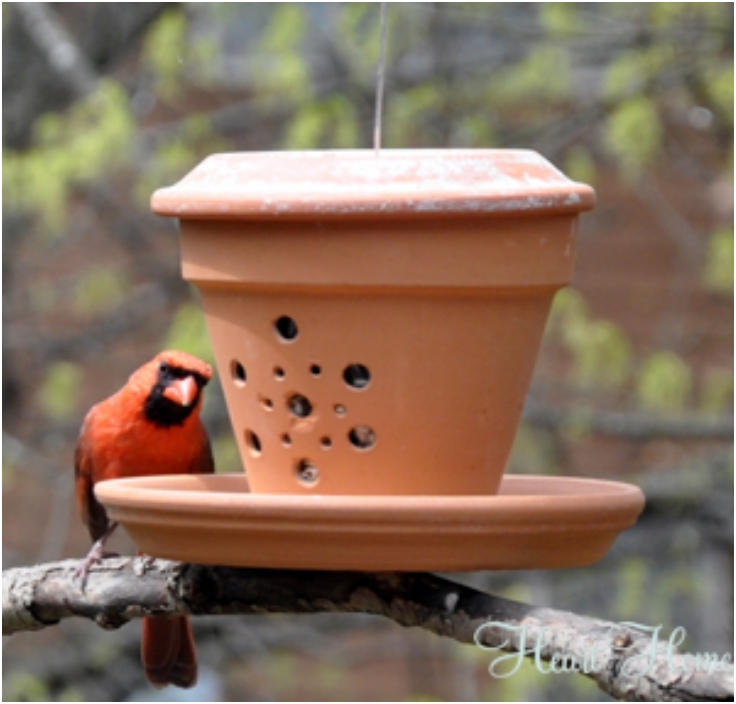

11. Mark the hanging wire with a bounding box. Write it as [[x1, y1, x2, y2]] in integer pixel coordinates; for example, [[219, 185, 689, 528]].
[[373, 2, 388, 154]]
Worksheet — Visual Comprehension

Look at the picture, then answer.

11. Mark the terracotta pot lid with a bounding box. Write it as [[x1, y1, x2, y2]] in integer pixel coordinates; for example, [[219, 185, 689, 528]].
[[150, 149, 596, 220], [95, 474, 644, 571]]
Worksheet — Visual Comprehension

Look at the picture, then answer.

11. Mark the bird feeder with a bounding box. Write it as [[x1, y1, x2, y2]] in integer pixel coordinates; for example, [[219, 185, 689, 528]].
[[95, 149, 644, 571]]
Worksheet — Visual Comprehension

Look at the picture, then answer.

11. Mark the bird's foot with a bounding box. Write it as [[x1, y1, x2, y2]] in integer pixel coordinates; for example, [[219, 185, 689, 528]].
[[73, 522, 120, 591], [73, 547, 121, 590], [73, 544, 103, 591], [133, 553, 158, 577]]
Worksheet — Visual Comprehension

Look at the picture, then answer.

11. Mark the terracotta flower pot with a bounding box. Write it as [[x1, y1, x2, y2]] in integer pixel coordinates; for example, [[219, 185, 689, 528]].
[[98, 149, 643, 572], [152, 150, 595, 496]]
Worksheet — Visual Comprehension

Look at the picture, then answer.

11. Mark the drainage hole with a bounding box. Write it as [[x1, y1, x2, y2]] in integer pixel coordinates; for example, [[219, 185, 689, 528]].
[[320, 436, 332, 450], [245, 429, 262, 456], [274, 366, 285, 380], [348, 425, 376, 450], [260, 396, 274, 411], [230, 360, 247, 387], [295, 459, 319, 485], [310, 363, 322, 377], [334, 404, 347, 417], [343, 363, 371, 390], [288, 393, 313, 418], [280, 433, 292, 447], [275, 315, 298, 342]]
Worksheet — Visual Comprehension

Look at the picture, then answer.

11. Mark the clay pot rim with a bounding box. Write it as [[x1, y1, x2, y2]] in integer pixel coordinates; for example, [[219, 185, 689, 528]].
[[96, 473, 644, 525], [150, 149, 596, 220]]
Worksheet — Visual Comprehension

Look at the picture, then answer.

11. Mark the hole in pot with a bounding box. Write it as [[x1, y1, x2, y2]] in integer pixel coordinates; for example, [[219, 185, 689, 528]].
[[280, 433, 292, 447], [349, 425, 376, 450], [275, 316, 298, 342], [343, 364, 371, 390], [245, 430, 262, 457], [260, 396, 274, 411], [295, 459, 319, 485], [288, 393, 313, 418], [334, 404, 347, 417], [310, 363, 322, 377], [274, 366, 285, 380], [320, 436, 332, 450], [231, 360, 247, 387]]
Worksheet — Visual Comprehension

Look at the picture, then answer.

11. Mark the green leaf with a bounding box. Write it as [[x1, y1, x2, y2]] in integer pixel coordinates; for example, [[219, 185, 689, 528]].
[[547, 289, 631, 389], [539, 2, 582, 38], [59, 686, 85, 702], [385, 84, 442, 147], [284, 104, 325, 150], [141, 9, 188, 101], [560, 406, 595, 441], [604, 95, 663, 178], [337, 2, 384, 68], [73, 268, 129, 316], [700, 369, 734, 414], [651, 2, 729, 27], [564, 145, 597, 186], [702, 227, 734, 295], [508, 425, 559, 475], [649, 3, 689, 26], [636, 350, 693, 413], [454, 114, 498, 148], [2, 79, 134, 231], [604, 44, 674, 100], [573, 319, 632, 388], [162, 301, 215, 367], [491, 656, 552, 702], [705, 64, 735, 126], [212, 433, 242, 474], [491, 44, 571, 106], [261, 4, 307, 54], [38, 362, 83, 421], [546, 287, 590, 336], [612, 557, 649, 619], [315, 660, 347, 695], [284, 96, 360, 150], [254, 4, 312, 106], [4, 673, 51, 702], [264, 651, 298, 692]]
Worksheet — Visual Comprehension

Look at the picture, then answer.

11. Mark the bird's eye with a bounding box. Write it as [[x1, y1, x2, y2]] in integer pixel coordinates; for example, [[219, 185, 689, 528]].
[[159, 361, 170, 375]]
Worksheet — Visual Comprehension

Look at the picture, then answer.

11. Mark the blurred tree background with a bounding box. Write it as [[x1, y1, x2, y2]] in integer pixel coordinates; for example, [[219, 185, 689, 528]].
[[2, 3, 733, 701]]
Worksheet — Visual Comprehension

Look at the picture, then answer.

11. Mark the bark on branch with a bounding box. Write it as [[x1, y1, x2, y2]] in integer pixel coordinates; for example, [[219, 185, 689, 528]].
[[523, 401, 734, 440], [3, 557, 733, 702]]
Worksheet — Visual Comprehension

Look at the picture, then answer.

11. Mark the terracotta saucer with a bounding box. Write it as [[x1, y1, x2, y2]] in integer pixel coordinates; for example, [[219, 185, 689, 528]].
[[95, 474, 644, 572]]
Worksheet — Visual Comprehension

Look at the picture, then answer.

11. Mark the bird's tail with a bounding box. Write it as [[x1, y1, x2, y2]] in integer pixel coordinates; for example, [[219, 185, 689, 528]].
[[141, 616, 198, 689]]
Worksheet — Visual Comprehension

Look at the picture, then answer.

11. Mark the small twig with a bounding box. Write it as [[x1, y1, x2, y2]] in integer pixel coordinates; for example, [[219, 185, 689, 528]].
[[14, 3, 98, 98], [523, 401, 733, 440], [3, 557, 733, 702]]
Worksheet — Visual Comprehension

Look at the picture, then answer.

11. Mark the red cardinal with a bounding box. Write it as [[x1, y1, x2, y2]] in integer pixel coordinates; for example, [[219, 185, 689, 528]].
[[74, 350, 214, 689]]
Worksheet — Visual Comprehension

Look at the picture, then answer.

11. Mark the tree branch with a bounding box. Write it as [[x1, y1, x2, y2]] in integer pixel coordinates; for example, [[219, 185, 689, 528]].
[[14, 3, 99, 99], [523, 400, 734, 440], [3, 558, 733, 702]]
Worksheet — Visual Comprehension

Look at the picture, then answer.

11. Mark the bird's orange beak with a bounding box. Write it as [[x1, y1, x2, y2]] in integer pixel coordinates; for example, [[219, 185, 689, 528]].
[[162, 376, 199, 407]]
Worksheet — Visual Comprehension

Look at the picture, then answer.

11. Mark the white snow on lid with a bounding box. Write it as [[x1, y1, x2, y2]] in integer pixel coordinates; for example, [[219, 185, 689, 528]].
[[151, 149, 596, 218]]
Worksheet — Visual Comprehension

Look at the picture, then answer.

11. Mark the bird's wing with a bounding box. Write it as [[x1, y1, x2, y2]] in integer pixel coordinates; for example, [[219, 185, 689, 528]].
[[74, 434, 110, 543]]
